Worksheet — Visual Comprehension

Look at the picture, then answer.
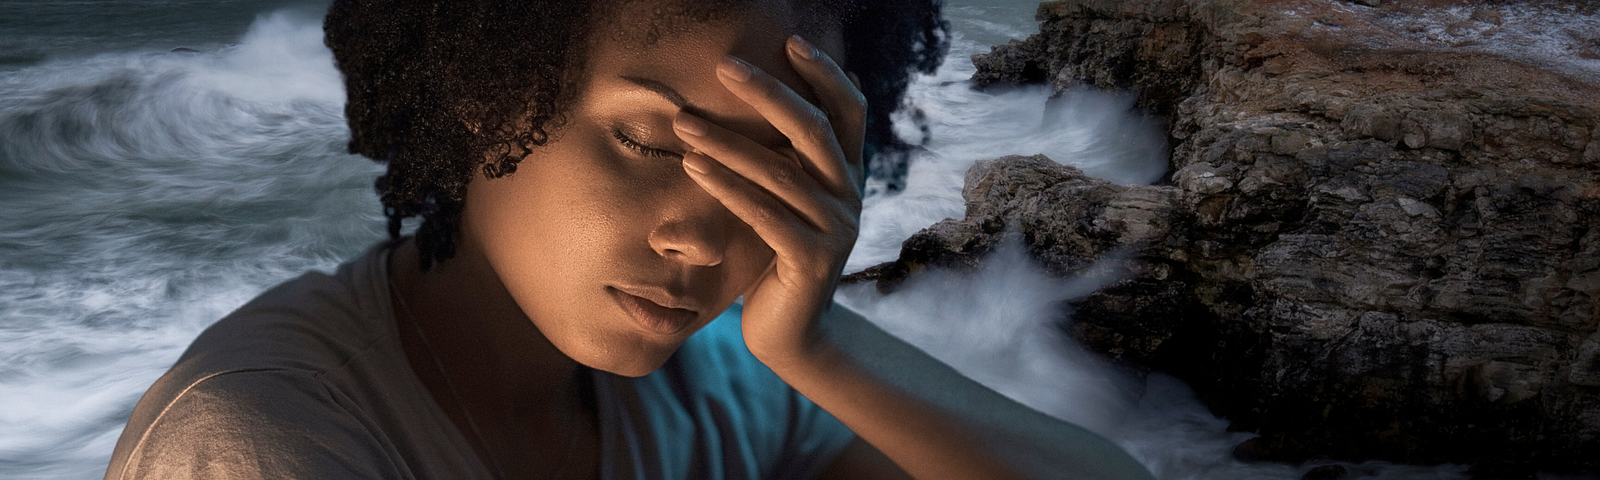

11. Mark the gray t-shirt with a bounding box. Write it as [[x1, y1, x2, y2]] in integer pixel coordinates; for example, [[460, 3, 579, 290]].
[[105, 242, 856, 479]]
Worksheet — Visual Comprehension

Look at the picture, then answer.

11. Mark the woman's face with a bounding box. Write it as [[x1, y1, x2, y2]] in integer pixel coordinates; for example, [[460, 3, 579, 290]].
[[460, 2, 847, 376]]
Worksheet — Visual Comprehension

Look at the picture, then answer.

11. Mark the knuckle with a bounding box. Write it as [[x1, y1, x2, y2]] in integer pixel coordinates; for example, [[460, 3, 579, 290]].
[[767, 160, 798, 189], [810, 108, 832, 131], [809, 267, 834, 285], [832, 209, 860, 235], [750, 199, 783, 226], [842, 195, 863, 213], [844, 93, 867, 119], [805, 109, 833, 143]]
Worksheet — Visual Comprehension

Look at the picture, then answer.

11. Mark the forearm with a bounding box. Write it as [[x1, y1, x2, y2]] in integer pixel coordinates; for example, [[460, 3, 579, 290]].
[[756, 304, 1154, 480], [764, 328, 1029, 480]]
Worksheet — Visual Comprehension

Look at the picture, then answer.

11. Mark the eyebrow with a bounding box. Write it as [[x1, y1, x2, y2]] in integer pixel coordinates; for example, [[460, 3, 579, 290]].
[[620, 75, 703, 114]]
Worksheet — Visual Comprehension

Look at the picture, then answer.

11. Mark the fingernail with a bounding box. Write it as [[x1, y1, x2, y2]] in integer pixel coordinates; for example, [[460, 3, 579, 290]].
[[788, 35, 817, 60], [674, 113, 708, 137], [682, 154, 710, 174], [718, 56, 752, 82]]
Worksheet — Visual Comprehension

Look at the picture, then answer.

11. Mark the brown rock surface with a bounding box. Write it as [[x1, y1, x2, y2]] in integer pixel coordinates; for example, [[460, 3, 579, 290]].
[[853, 0, 1600, 472]]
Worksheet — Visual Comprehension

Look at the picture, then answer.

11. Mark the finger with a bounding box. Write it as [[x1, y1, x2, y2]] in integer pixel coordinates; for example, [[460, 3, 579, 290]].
[[680, 151, 817, 262], [786, 35, 867, 188], [674, 111, 842, 230], [716, 55, 854, 197]]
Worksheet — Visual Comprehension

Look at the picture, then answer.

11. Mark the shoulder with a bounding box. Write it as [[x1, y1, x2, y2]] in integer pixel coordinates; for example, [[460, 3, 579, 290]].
[[175, 242, 394, 376], [107, 369, 398, 480], [106, 244, 404, 479]]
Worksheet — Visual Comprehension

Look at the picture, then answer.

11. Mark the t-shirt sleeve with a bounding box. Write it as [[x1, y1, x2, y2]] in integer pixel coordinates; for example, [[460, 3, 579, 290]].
[[109, 369, 400, 480]]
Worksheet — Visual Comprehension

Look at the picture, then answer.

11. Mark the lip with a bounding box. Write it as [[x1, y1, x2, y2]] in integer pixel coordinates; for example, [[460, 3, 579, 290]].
[[607, 286, 698, 336]]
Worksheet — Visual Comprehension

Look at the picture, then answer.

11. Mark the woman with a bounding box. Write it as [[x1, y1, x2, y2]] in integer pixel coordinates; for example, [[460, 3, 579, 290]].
[[105, 0, 1155, 478]]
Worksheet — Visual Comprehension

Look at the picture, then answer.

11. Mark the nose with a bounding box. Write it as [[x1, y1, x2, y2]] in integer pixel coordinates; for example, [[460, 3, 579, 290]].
[[648, 214, 727, 267]]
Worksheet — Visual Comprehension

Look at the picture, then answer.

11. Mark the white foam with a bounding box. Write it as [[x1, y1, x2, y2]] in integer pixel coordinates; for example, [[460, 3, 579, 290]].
[[838, 237, 1142, 435], [848, 28, 1168, 272], [184, 9, 345, 105]]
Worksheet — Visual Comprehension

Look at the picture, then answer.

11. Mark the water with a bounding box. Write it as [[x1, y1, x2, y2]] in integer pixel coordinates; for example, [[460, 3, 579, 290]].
[[0, 1, 1544, 479], [1, 3, 381, 477]]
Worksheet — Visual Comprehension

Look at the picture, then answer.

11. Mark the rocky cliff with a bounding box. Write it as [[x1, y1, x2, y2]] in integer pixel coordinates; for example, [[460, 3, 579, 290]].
[[849, 0, 1600, 473]]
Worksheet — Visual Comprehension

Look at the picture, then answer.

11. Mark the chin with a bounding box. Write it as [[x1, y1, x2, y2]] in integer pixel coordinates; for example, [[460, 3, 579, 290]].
[[566, 335, 681, 378], [588, 351, 674, 378], [601, 362, 665, 378]]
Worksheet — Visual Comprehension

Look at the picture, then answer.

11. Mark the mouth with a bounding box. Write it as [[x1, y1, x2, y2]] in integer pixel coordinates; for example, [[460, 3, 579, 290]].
[[606, 286, 698, 336]]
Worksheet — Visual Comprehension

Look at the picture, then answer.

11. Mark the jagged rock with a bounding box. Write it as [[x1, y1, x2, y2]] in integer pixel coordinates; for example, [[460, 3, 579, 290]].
[[1301, 464, 1348, 480], [855, 0, 1600, 472]]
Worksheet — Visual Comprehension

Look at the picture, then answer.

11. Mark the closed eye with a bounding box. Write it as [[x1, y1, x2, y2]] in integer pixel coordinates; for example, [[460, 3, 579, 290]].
[[613, 129, 682, 160]]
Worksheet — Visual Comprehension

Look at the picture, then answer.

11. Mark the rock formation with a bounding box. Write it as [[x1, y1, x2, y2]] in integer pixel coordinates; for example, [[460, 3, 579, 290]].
[[849, 0, 1600, 473]]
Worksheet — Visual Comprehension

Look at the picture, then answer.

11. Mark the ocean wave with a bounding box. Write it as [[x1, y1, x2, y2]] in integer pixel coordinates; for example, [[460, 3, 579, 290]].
[[0, 9, 381, 478]]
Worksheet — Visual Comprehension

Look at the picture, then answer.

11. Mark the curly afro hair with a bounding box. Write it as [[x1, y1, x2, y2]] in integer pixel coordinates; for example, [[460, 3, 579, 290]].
[[324, 0, 948, 270]]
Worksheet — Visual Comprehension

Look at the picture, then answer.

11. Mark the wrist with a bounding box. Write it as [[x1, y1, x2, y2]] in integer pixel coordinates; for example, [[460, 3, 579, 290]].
[[747, 326, 829, 366], [746, 315, 843, 378]]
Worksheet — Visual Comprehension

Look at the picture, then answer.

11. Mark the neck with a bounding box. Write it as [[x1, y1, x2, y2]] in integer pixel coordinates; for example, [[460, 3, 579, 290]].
[[389, 237, 601, 479], [388, 236, 585, 418]]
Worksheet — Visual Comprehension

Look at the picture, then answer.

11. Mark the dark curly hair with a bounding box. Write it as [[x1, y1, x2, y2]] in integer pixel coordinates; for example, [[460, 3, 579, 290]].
[[324, 0, 948, 270]]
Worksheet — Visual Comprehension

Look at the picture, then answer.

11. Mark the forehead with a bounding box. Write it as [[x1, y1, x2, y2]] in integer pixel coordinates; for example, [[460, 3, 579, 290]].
[[580, 1, 842, 149]]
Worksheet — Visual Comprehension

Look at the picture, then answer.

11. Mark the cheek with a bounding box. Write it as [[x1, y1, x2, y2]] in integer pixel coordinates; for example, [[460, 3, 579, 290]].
[[471, 175, 608, 268], [462, 149, 666, 368], [462, 136, 738, 369], [463, 144, 646, 312]]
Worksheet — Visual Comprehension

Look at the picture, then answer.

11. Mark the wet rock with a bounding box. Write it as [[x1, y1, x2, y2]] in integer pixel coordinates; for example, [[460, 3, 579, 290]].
[[1469, 7, 1504, 26], [1301, 464, 1347, 480], [1466, 461, 1538, 480], [855, 0, 1600, 472], [970, 36, 1050, 88]]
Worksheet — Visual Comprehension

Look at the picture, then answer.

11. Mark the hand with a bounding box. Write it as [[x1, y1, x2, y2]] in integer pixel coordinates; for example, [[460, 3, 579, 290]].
[[672, 35, 866, 362]]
